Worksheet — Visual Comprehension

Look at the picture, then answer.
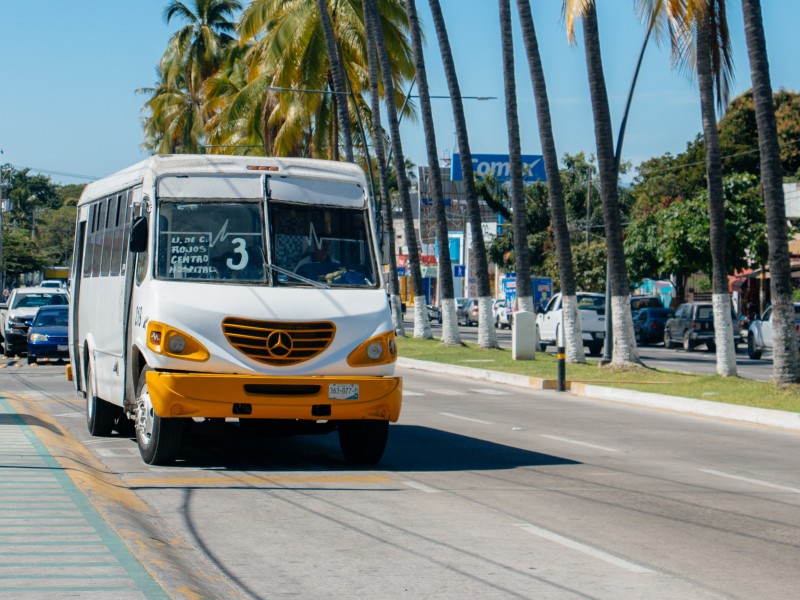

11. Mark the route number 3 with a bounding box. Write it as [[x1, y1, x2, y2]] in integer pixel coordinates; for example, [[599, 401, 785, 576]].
[[226, 237, 249, 271]]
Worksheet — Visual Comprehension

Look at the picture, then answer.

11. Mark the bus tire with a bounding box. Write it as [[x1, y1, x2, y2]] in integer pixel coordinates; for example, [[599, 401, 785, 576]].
[[135, 367, 182, 465], [338, 420, 389, 465], [86, 364, 116, 436]]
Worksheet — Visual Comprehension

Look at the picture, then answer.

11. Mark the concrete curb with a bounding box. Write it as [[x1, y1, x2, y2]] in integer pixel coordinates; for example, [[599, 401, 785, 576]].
[[397, 357, 800, 432]]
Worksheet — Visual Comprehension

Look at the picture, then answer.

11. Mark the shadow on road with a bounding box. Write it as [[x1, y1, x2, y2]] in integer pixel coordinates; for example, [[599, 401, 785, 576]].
[[167, 422, 579, 474]]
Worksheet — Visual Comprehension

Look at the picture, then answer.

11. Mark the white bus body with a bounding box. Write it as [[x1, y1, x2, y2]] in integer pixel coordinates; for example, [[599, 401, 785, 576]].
[[68, 155, 401, 465]]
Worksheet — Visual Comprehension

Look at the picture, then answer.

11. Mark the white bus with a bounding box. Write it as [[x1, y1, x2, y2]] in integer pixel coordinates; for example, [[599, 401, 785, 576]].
[[68, 155, 401, 465]]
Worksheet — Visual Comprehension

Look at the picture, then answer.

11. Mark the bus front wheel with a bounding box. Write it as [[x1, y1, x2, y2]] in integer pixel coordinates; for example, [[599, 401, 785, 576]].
[[338, 420, 389, 465], [135, 367, 182, 465], [86, 363, 116, 436]]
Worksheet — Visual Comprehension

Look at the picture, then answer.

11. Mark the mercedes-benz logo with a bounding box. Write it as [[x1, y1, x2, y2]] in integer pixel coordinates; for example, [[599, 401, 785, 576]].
[[265, 330, 293, 358]]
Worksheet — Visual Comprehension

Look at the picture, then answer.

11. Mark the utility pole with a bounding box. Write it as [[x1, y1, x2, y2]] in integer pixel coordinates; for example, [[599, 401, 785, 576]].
[[0, 154, 6, 294]]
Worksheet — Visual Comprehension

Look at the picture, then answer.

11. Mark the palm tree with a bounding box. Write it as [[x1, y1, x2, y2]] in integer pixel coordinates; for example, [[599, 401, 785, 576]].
[[316, 0, 355, 162], [740, 0, 800, 384], [365, 0, 431, 338], [404, 0, 460, 345], [565, 1, 639, 366], [361, 0, 405, 334], [428, 0, 498, 349], [238, 0, 414, 159], [516, 0, 585, 362], [499, 0, 534, 353], [693, 2, 738, 376], [163, 0, 242, 130]]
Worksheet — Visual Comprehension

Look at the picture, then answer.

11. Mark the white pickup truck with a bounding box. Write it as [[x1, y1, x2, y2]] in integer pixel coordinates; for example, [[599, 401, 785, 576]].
[[535, 292, 606, 356]]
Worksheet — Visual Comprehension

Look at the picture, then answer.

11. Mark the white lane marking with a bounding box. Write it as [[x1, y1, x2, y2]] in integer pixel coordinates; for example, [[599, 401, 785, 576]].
[[429, 389, 462, 396], [439, 412, 492, 425], [541, 434, 620, 453], [699, 469, 800, 494], [468, 388, 511, 396], [96, 448, 139, 457], [54, 412, 83, 417], [403, 481, 440, 493], [84, 439, 131, 446], [515, 523, 654, 574], [403, 391, 423, 396]]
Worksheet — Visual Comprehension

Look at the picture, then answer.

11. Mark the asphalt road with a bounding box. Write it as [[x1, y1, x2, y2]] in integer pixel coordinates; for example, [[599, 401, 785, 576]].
[[3, 361, 799, 599], [412, 316, 774, 381]]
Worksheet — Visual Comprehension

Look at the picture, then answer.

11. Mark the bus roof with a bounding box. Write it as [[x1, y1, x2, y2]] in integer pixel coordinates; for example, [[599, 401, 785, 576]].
[[78, 155, 369, 205]]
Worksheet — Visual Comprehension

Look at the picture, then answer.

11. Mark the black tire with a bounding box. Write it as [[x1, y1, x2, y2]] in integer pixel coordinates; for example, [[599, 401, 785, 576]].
[[508, 315, 513, 329], [536, 326, 547, 352], [706, 342, 716, 353], [27, 356, 37, 365], [588, 341, 603, 357], [86, 363, 116, 436], [683, 331, 694, 352], [664, 330, 674, 349], [114, 412, 136, 437], [338, 420, 389, 465], [747, 334, 762, 360], [134, 366, 182, 465]]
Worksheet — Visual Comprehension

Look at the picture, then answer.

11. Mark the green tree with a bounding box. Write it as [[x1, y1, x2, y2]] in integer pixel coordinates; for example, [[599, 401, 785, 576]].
[[428, 0, 496, 348], [741, 0, 800, 383], [565, 1, 639, 366], [237, 0, 414, 159], [1, 225, 43, 283], [35, 205, 77, 266]]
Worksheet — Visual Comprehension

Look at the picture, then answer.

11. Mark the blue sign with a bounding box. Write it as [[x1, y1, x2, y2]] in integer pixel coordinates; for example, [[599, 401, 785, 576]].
[[451, 153, 546, 183], [420, 196, 452, 206], [396, 266, 407, 276], [453, 265, 465, 277]]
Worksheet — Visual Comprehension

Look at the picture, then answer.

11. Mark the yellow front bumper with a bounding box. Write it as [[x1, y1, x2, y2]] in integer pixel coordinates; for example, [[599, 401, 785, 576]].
[[145, 371, 402, 422]]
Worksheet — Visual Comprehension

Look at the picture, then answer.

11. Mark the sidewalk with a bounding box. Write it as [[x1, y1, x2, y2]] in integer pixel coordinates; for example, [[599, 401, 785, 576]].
[[398, 357, 800, 432], [0, 397, 167, 599]]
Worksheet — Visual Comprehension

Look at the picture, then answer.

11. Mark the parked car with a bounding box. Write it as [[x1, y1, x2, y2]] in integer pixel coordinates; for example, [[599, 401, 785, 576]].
[[492, 299, 506, 327], [630, 295, 663, 311], [1, 287, 69, 357], [746, 303, 800, 359], [426, 304, 442, 324], [536, 292, 606, 356], [40, 279, 66, 290], [457, 298, 479, 326], [26, 305, 69, 365], [664, 301, 741, 352], [633, 307, 675, 345], [497, 304, 512, 329]]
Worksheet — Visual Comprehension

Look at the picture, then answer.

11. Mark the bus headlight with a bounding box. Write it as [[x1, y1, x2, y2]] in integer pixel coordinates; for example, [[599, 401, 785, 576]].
[[347, 331, 397, 367], [146, 321, 209, 362]]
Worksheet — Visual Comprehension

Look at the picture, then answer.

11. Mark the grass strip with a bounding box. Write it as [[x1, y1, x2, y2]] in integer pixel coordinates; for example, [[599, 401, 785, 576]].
[[397, 336, 800, 413]]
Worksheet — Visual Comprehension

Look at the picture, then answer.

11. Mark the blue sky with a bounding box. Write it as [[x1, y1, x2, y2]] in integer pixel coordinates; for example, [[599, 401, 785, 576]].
[[1, 1, 798, 186]]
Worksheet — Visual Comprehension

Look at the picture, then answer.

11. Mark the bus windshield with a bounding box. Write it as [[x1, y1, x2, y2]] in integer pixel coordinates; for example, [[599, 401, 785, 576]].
[[270, 201, 378, 288], [157, 200, 267, 283]]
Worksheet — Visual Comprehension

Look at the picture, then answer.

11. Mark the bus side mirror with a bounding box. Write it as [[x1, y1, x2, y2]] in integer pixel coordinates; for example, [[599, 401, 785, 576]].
[[129, 217, 148, 253], [380, 232, 391, 266]]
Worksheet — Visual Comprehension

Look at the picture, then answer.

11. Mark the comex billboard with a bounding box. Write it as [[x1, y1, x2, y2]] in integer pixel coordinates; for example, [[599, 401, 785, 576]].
[[451, 153, 546, 183]]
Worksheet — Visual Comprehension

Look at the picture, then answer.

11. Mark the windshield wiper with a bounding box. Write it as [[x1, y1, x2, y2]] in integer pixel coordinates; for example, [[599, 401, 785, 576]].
[[266, 264, 330, 289]]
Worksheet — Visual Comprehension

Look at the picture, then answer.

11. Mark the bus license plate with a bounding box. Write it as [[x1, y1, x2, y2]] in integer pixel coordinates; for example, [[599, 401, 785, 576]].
[[329, 383, 359, 400]]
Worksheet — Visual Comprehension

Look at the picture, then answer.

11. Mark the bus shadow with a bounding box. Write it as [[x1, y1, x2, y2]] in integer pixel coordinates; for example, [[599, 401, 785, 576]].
[[175, 423, 579, 473]]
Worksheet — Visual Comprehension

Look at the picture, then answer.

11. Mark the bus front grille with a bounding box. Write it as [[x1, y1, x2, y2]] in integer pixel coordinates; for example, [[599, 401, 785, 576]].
[[222, 318, 336, 366]]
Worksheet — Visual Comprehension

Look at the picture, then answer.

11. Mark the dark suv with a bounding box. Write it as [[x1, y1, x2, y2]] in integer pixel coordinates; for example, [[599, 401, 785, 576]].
[[664, 301, 741, 352]]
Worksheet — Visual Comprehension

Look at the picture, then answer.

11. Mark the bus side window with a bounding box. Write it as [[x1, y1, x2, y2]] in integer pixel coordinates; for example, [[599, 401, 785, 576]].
[[83, 204, 95, 277]]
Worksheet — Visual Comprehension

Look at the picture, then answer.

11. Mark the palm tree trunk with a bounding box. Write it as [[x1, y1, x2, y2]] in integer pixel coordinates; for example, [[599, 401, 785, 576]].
[[516, 0, 585, 363], [741, 0, 800, 384], [362, 0, 405, 335], [366, 0, 431, 338], [580, 4, 639, 366], [499, 0, 535, 355], [696, 13, 737, 376], [428, 0, 498, 349], [404, 0, 460, 345], [317, 0, 354, 162]]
